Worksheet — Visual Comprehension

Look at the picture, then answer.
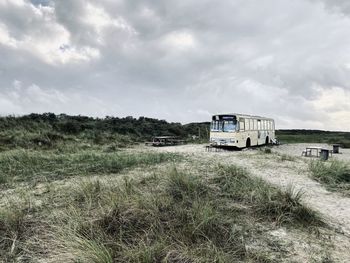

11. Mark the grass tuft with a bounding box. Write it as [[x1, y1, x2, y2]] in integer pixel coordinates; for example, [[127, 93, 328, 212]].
[[0, 150, 180, 186], [0, 203, 28, 261], [309, 160, 350, 194], [45, 165, 324, 262], [215, 165, 323, 227], [279, 154, 296, 162]]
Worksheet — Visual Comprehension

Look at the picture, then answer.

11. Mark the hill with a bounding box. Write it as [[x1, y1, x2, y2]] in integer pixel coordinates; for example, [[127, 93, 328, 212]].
[[0, 113, 210, 150], [1, 114, 349, 150]]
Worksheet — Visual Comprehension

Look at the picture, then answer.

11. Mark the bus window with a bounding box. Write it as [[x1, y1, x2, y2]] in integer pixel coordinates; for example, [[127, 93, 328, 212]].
[[223, 120, 236, 132], [257, 120, 261, 130], [245, 119, 250, 130], [250, 119, 253, 130], [211, 121, 220, 131], [239, 119, 245, 131]]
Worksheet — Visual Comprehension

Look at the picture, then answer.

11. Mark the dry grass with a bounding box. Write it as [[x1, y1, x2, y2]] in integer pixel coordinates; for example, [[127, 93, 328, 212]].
[[0, 146, 330, 262], [309, 160, 350, 195]]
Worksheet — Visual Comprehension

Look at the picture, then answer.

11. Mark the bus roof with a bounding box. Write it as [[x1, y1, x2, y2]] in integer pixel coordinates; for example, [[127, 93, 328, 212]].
[[212, 113, 274, 120]]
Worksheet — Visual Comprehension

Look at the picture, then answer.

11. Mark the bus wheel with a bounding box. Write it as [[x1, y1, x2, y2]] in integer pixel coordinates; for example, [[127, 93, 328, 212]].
[[265, 136, 269, 145], [246, 138, 251, 148]]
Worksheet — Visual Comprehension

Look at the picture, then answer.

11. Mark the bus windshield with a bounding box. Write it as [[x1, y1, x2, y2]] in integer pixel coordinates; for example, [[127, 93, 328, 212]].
[[223, 121, 236, 132], [211, 119, 237, 132]]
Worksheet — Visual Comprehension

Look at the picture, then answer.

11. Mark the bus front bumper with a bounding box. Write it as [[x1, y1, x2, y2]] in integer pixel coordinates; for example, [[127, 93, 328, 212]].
[[210, 138, 236, 147]]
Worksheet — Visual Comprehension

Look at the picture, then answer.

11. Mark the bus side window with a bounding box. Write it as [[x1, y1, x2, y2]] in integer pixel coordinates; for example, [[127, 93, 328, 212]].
[[257, 120, 261, 130], [245, 119, 249, 130], [240, 119, 245, 131], [250, 119, 253, 130]]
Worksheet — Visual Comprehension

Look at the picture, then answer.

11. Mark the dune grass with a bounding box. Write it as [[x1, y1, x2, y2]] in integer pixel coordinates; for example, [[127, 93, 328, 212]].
[[309, 160, 350, 194], [0, 150, 180, 186], [0, 148, 326, 262], [19, 165, 323, 262]]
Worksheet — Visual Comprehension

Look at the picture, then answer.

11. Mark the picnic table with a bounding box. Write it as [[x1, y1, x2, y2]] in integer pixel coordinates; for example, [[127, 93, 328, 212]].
[[302, 146, 322, 157], [302, 146, 333, 158]]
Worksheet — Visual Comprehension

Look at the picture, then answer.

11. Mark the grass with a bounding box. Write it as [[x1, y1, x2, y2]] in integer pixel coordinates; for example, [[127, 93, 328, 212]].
[[0, 144, 330, 262], [276, 130, 350, 148], [309, 160, 350, 194], [214, 165, 322, 227], [0, 200, 30, 262], [0, 150, 180, 186], [27, 165, 323, 262], [258, 149, 296, 163], [278, 153, 296, 162]]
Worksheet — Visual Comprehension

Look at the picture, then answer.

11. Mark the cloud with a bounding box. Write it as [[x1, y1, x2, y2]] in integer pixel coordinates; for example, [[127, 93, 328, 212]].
[[0, 0, 350, 130], [0, 80, 116, 117], [161, 31, 197, 51], [0, 0, 100, 64]]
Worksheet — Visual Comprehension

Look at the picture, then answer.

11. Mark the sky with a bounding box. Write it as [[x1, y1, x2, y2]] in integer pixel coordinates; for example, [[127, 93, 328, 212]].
[[1, 0, 350, 130]]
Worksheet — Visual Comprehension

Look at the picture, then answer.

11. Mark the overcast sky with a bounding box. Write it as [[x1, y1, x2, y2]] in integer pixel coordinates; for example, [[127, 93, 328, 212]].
[[1, 0, 350, 130]]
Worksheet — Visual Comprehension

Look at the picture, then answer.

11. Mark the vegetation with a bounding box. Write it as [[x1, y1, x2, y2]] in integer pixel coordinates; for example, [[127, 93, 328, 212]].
[[0, 114, 340, 262], [1, 114, 349, 151], [0, 113, 210, 151], [0, 162, 326, 262], [277, 129, 350, 148], [309, 160, 350, 194], [0, 150, 180, 187]]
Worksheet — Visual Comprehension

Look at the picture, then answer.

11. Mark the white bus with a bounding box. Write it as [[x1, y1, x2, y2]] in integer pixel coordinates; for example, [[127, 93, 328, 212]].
[[210, 113, 275, 148]]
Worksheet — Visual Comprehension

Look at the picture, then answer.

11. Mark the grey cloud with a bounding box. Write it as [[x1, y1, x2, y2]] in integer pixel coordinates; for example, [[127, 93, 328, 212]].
[[1, 0, 350, 130], [313, 0, 350, 15]]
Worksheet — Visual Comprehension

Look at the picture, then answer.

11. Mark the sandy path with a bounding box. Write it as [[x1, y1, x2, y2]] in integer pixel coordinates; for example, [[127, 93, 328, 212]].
[[152, 143, 350, 236]]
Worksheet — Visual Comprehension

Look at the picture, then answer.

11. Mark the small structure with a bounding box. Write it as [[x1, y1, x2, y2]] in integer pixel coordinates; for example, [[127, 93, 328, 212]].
[[320, 149, 330, 161], [333, 144, 340, 154], [302, 146, 322, 157], [301, 146, 333, 159], [148, 136, 185, 147]]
